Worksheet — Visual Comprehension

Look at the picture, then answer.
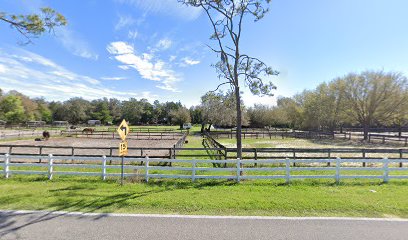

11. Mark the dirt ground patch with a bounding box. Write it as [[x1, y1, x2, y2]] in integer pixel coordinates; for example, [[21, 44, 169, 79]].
[[0, 136, 179, 158]]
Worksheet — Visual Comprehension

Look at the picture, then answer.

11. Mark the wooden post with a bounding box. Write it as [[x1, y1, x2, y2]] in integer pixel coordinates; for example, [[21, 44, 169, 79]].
[[4, 154, 9, 179], [48, 154, 53, 180], [254, 148, 258, 167], [335, 157, 340, 184], [192, 159, 196, 182], [236, 158, 241, 182], [362, 149, 366, 167], [109, 148, 113, 164], [171, 144, 176, 166], [39, 146, 43, 163], [102, 155, 107, 181], [400, 149, 403, 168], [145, 156, 149, 182], [71, 147, 75, 163], [383, 157, 389, 183], [285, 158, 290, 184]]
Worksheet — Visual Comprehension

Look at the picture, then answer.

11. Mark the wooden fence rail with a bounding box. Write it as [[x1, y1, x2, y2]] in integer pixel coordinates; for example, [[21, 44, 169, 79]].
[[368, 134, 408, 146], [1, 154, 407, 183], [60, 130, 184, 140], [207, 130, 349, 140]]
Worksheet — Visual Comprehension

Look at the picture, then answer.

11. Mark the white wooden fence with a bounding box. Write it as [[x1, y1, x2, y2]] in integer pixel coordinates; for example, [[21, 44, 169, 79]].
[[1, 154, 408, 183]]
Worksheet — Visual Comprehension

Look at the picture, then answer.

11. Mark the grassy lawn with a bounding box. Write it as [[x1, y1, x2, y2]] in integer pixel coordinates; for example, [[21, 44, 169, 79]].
[[1, 128, 407, 218], [0, 176, 407, 218]]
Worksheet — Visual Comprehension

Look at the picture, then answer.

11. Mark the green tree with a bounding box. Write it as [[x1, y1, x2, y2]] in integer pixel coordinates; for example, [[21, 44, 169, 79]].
[[61, 98, 91, 124], [91, 99, 113, 124], [121, 98, 144, 125], [0, 95, 26, 124], [340, 71, 408, 140], [0, 7, 67, 44], [200, 91, 249, 132], [180, 0, 278, 159], [169, 107, 191, 129], [276, 97, 303, 129]]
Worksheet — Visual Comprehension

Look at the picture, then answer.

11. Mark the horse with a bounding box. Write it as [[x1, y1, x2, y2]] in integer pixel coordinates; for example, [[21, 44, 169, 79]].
[[82, 128, 95, 134], [42, 131, 50, 140]]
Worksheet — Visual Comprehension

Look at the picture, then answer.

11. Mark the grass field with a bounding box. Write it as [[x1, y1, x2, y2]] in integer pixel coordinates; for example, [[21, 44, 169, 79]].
[[0, 176, 407, 218], [0, 127, 407, 218]]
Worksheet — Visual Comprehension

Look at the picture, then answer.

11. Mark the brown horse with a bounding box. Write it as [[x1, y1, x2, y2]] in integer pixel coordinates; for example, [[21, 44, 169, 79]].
[[82, 128, 95, 134], [42, 131, 50, 140]]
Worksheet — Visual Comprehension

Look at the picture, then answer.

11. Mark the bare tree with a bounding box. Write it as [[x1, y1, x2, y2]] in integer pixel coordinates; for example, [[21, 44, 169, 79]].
[[179, 0, 278, 159]]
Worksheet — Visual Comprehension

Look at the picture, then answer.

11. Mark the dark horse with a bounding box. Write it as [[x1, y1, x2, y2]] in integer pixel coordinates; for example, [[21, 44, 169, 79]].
[[42, 131, 50, 140], [82, 128, 95, 134]]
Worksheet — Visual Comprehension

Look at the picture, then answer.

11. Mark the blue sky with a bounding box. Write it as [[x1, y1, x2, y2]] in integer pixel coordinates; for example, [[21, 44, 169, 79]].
[[1, 0, 408, 107]]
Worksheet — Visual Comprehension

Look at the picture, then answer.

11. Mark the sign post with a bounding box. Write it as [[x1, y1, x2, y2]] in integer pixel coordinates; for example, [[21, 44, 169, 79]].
[[117, 119, 130, 185]]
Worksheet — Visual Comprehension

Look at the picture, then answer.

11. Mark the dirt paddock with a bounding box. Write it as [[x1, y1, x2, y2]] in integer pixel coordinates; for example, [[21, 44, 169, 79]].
[[0, 136, 180, 158]]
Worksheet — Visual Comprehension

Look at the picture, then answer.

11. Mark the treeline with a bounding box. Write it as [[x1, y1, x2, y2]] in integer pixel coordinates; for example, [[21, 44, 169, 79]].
[[0, 89, 191, 127], [1, 70, 407, 138], [247, 70, 408, 139]]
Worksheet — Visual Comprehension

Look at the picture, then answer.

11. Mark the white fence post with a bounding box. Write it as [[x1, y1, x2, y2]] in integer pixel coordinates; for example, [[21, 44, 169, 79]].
[[335, 157, 340, 184], [4, 154, 9, 179], [102, 155, 107, 181], [192, 159, 196, 182], [383, 157, 389, 183], [285, 158, 290, 184], [48, 154, 53, 180], [236, 158, 241, 182], [145, 156, 149, 182]]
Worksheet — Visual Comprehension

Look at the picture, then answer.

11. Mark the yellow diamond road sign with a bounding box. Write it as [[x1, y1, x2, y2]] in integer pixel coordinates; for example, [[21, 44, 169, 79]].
[[117, 119, 130, 141]]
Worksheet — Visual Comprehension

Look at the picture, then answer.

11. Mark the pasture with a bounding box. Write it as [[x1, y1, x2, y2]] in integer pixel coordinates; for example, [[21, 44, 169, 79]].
[[0, 126, 407, 218], [0, 177, 407, 218]]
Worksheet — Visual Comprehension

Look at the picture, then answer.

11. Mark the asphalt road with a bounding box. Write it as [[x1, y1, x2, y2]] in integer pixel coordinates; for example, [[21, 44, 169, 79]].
[[0, 211, 407, 240]]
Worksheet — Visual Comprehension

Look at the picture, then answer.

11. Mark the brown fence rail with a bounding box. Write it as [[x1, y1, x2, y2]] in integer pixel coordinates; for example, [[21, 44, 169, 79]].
[[207, 130, 350, 140], [61, 130, 184, 140], [368, 134, 408, 146]]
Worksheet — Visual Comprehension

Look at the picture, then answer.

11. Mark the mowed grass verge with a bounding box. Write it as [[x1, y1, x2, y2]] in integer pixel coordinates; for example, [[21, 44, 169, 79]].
[[0, 176, 407, 218]]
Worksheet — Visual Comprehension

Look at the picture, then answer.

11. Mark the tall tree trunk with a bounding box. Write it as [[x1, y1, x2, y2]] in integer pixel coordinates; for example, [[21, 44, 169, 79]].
[[206, 123, 212, 132], [235, 86, 242, 160], [363, 122, 369, 140], [398, 125, 402, 137], [200, 123, 205, 133]]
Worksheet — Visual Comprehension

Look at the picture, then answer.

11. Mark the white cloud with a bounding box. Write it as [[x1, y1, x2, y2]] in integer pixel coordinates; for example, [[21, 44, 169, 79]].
[[101, 77, 127, 81], [156, 38, 172, 50], [115, 15, 136, 31], [107, 42, 135, 55], [182, 57, 200, 66], [241, 90, 278, 107], [0, 64, 6, 73], [57, 28, 99, 60], [128, 30, 139, 39], [116, 0, 202, 20], [0, 48, 156, 101], [107, 41, 181, 92], [169, 55, 177, 62]]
